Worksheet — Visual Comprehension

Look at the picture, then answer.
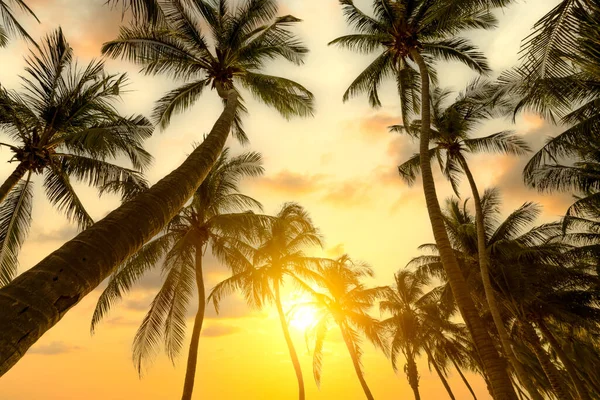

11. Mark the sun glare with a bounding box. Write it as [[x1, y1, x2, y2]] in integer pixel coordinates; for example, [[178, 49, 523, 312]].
[[290, 307, 318, 331]]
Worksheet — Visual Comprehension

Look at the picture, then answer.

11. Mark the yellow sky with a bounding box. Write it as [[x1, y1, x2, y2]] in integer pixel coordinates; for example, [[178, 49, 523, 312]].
[[0, 0, 571, 399]]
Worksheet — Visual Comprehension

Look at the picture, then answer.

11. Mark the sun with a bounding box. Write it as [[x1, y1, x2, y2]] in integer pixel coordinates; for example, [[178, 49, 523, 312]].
[[290, 307, 318, 331]]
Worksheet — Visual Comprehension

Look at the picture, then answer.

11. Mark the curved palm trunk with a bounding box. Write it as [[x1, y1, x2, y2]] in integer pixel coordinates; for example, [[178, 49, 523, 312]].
[[536, 319, 591, 400], [406, 350, 421, 400], [273, 280, 305, 400], [0, 89, 239, 375], [450, 357, 477, 400], [521, 322, 572, 400], [181, 244, 206, 400], [459, 155, 544, 400], [409, 49, 517, 400], [0, 161, 29, 204], [339, 325, 375, 400], [424, 345, 455, 400]]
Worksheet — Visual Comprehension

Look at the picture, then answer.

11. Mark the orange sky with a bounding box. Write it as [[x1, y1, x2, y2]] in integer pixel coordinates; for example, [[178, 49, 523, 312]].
[[0, 0, 571, 399]]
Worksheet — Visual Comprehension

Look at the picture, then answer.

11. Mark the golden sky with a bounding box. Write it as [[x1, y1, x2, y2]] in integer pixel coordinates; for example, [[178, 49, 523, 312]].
[[0, 0, 571, 399]]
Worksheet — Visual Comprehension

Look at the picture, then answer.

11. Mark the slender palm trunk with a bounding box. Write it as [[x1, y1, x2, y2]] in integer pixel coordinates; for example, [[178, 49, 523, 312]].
[[0, 161, 28, 204], [450, 357, 477, 400], [424, 345, 455, 400], [536, 319, 590, 400], [521, 322, 572, 400], [0, 89, 239, 375], [406, 350, 421, 400], [409, 49, 518, 400], [459, 155, 544, 400], [273, 280, 305, 400], [181, 245, 206, 400], [339, 325, 375, 400]]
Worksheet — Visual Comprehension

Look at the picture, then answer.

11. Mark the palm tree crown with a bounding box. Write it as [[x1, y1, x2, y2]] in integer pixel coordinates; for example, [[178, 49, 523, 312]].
[[102, 0, 314, 140], [0, 28, 153, 286]]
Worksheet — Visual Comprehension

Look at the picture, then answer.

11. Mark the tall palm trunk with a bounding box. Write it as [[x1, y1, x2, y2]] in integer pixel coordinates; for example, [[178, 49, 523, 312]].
[[339, 325, 375, 400], [406, 350, 421, 400], [181, 244, 206, 400], [0, 89, 239, 376], [273, 279, 305, 400], [424, 345, 455, 400], [450, 356, 477, 400], [409, 49, 518, 400], [521, 322, 572, 400], [0, 161, 28, 204], [536, 319, 591, 400], [459, 155, 544, 400]]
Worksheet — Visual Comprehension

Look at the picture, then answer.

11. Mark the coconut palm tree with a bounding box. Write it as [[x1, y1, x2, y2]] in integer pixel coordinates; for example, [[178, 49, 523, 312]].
[[0, 28, 153, 287], [106, 0, 162, 24], [331, 1, 518, 396], [90, 148, 265, 400], [209, 203, 322, 400], [0, 0, 38, 47], [298, 255, 386, 400], [396, 81, 537, 398], [0, 0, 311, 374], [102, 0, 314, 140], [412, 192, 600, 399]]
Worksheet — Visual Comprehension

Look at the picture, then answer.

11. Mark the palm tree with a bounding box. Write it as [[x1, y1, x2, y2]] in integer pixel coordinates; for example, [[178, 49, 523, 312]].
[[105, 0, 162, 24], [102, 0, 314, 139], [412, 193, 600, 400], [396, 81, 537, 399], [0, 28, 153, 287], [0, 1, 311, 374], [90, 148, 265, 400], [0, 0, 38, 47], [299, 255, 386, 400], [209, 203, 323, 400], [331, 1, 518, 397]]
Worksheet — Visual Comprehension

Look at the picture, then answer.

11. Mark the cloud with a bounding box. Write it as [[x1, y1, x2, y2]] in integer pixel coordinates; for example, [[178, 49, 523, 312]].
[[321, 181, 371, 207], [28, 341, 81, 355], [201, 324, 242, 338], [358, 113, 400, 141], [326, 243, 345, 257], [255, 170, 326, 195], [29, 225, 78, 243]]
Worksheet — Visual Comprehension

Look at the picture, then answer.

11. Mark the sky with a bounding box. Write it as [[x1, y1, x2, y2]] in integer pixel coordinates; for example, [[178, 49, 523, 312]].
[[0, 0, 572, 399]]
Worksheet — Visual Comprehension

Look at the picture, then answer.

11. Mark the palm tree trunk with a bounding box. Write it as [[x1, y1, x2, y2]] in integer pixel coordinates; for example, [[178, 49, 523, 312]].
[[450, 356, 477, 400], [459, 155, 544, 400], [536, 319, 590, 400], [521, 321, 572, 400], [339, 325, 375, 400], [406, 350, 421, 400], [409, 49, 518, 400], [273, 279, 305, 400], [0, 161, 29, 204], [424, 345, 455, 400], [181, 244, 206, 400], [0, 89, 239, 376]]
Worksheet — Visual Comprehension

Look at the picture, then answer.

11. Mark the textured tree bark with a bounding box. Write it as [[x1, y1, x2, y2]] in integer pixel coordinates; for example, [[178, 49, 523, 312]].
[[406, 350, 421, 400], [424, 345, 455, 400], [181, 245, 206, 400], [0, 162, 28, 204], [0, 89, 239, 376], [459, 155, 544, 400], [340, 325, 375, 400], [274, 280, 305, 400], [409, 49, 518, 400], [450, 356, 478, 400], [536, 319, 591, 400], [521, 322, 572, 400]]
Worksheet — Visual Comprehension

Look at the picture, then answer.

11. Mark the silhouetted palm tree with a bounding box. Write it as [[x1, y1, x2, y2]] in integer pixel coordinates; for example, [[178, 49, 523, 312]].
[[209, 203, 322, 400], [396, 81, 537, 398], [0, 28, 152, 287], [331, 1, 518, 396], [103, 0, 314, 139], [300, 255, 386, 400], [0, 0, 38, 47], [0, 1, 312, 373], [91, 149, 265, 400]]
